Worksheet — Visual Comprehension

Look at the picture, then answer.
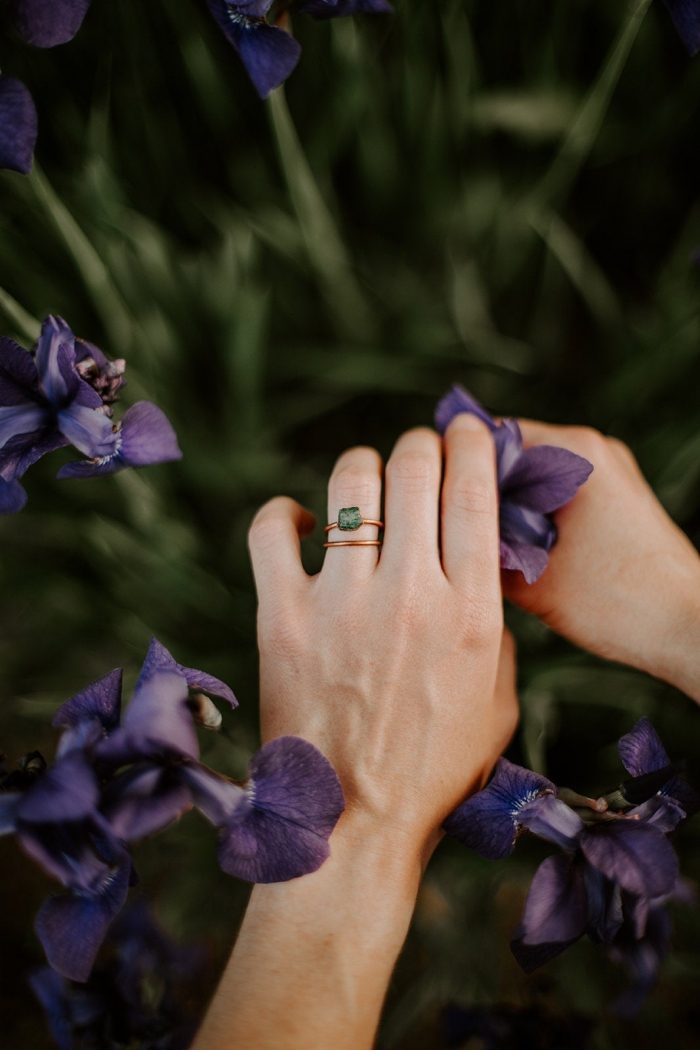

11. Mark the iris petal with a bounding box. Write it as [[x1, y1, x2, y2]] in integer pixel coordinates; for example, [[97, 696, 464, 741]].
[[501, 444, 593, 514], [581, 821, 679, 899], [0, 76, 38, 175], [520, 854, 588, 946], [206, 2, 301, 99], [53, 668, 123, 736], [7, 0, 93, 48]]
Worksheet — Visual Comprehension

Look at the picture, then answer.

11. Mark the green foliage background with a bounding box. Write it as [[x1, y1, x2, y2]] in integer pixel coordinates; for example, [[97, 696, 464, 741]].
[[1, 0, 700, 1045]]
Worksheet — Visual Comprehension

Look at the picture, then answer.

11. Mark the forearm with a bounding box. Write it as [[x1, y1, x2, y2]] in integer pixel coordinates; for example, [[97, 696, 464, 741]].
[[193, 812, 426, 1050], [650, 562, 700, 704]]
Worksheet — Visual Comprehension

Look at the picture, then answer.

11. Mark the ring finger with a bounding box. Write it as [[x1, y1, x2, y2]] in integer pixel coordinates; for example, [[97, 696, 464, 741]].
[[322, 445, 384, 585]]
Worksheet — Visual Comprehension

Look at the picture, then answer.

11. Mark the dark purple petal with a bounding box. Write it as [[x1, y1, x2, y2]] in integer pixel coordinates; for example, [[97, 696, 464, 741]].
[[628, 794, 685, 834], [517, 793, 584, 850], [434, 383, 496, 436], [216, 737, 344, 883], [0, 76, 38, 175], [610, 906, 672, 1018], [662, 0, 700, 56], [0, 336, 38, 404], [55, 717, 104, 760], [102, 765, 192, 841], [0, 477, 27, 513], [0, 792, 20, 834], [7, 0, 93, 47], [35, 847, 131, 981], [584, 866, 623, 944], [299, 0, 393, 15], [178, 763, 246, 825], [16, 752, 99, 824], [521, 854, 589, 946], [53, 668, 122, 735], [499, 537, 550, 585], [98, 671, 198, 765], [206, 3, 301, 99], [500, 445, 593, 515], [667, 776, 700, 817], [137, 636, 237, 708], [36, 315, 75, 405], [0, 404, 48, 451], [17, 811, 120, 891], [618, 717, 670, 778], [57, 403, 118, 459], [510, 934, 580, 974], [443, 757, 555, 859], [29, 968, 72, 1050], [0, 426, 68, 482], [581, 821, 679, 899]]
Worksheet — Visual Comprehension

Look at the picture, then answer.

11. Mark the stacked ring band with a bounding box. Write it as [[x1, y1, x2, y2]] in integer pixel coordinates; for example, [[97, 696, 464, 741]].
[[324, 506, 384, 548]]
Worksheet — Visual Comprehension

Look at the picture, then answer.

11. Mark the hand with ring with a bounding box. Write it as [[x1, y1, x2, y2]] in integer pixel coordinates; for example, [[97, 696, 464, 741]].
[[194, 417, 518, 1050]]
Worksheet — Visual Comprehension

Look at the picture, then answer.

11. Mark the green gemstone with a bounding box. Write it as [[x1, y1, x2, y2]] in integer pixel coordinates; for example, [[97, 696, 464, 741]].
[[338, 506, 363, 531]]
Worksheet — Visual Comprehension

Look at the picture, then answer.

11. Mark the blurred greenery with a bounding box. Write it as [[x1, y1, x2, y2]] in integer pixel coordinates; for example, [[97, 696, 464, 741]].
[[2, 0, 700, 1045]]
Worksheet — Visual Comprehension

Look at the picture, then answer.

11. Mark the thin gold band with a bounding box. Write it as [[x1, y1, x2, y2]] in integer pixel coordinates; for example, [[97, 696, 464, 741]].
[[323, 539, 382, 548], [324, 519, 383, 533]]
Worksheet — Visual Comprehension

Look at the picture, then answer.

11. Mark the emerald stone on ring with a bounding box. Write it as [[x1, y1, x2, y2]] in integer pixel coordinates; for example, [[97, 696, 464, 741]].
[[324, 507, 384, 535]]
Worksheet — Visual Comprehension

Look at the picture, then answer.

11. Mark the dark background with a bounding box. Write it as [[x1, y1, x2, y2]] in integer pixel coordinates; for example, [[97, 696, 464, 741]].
[[2, 0, 700, 1046]]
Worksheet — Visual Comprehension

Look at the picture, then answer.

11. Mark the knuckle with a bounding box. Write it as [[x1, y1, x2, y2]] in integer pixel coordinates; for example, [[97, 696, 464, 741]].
[[607, 436, 636, 466], [248, 511, 288, 551], [569, 426, 607, 460], [388, 451, 439, 491], [450, 478, 494, 516]]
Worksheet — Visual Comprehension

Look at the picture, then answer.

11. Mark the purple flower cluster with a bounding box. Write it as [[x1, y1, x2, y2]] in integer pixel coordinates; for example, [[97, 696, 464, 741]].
[[435, 385, 593, 584], [444, 718, 700, 1014], [0, 639, 344, 982], [0, 315, 181, 513], [31, 898, 202, 1050]]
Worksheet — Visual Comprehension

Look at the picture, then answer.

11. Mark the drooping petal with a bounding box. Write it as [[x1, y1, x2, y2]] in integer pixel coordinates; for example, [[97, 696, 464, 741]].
[[0, 426, 68, 482], [102, 765, 192, 841], [57, 401, 182, 479], [500, 444, 593, 514], [610, 906, 672, 1018], [0, 76, 38, 175], [7, 0, 93, 47], [498, 538, 550, 585], [0, 336, 39, 404], [517, 793, 584, 851], [206, 2, 302, 99], [434, 383, 496, 435], [0, 404, 49, 451], [521, 854, 589, 946], [35, 847, 131, 981], [628, 794, 685, 834], [98, 671, 198, 765], [57, 402, 118, 459], [585, 866, 623, 944], [0, 477, 27, 513], [581, 822, 679, 899], [443, 757, 555, 859], [35, 315, 76, 405], [16, 751, 99, 824], [215, 737, 344, 883], [53, 668, 123, 736], [500, 501, 556, 550], [178, 763, 246, 826], [299, 0, 393, 16], [493, 419, 523, 485], [662, 0, 700, 56], [29, 968, 73, 1050], [136, 637, 236, 708], [618, 717, 670, 778], [510, 933, 580, 974]]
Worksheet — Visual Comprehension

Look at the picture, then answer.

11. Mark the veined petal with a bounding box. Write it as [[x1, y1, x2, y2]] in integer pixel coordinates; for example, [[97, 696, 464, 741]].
[[0, 404, 48, 451], [118, 402, 182, 467], [662, 0, 700, 56], [0, 477, 27, 513], [618, 717, 670, 777], [501, 444, 593, 514], [53, 668, 123, 736], [57, 403, 118, 459], [499, 538, 550, 584], [179, 762, 247, 825], [0, 76, 38, 175], [517, 794, 584, 850], [521, 854, 588, 946], [137, 637, 236, 708], [7, 0, 93, 47], [206, 3, 301, 99], [443, 757, 555, 859], [434, 383, 496, 435], [581, 821, 679, 899]]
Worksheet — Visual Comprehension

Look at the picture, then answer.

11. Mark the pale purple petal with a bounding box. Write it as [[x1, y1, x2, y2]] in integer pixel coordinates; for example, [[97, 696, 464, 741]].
[[53, 668, 122, 734], [102, 765, 192, 841], [137, 637, 236, 708], [500, 445, 593, 514], [521, 854, 588, 946], [16, 752, 99, 824], [7, 0, 93, 47], [581, 822, 679, 898], [499, 538, 550, 584], [628, 794, 685, 834], [0, 404, 48, 451], [517, 794, 584, 850], [57, 403, 118, 459], [57, 401, 182, 479], [434, 383, 496, 435], [0, 427, 68, 482], [0, 76, 37, 175], [662, 0, 700, 56], [217, 806, 332, 883], [0, 477, 27, 513], [36, 315, 75, 405], [618, 717, 670, 777], [98, 672, 198, 765], [493, 420, 523, 485], [0, 336, 38, 403], [500, 502, 556, 550], [35, 849, 131, 981], [443, 757, 555, 859], [178, 763, 246, 826], [206, 2, 302, 99]]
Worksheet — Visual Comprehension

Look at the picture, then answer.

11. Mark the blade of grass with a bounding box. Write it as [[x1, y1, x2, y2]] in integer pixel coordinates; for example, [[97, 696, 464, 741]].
[[0, 284, 41, 342]]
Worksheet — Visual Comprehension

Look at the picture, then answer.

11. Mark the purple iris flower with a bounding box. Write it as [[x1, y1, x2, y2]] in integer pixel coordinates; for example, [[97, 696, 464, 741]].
[[662, 0, 700, 55], [0, 75, 38, 175], [0, 750, 133, 982], [0, 315, 181, 512], [435, 385, 593, 584], [445, 718, 698, 1013]]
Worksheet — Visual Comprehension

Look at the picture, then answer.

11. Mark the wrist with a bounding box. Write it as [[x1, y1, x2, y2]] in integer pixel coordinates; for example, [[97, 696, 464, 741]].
[[646, 558, 700, 703]]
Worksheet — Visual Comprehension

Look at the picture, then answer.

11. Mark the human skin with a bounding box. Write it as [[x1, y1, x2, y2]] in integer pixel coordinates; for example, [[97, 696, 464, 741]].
[[193, 417, 519, 1050], [502, 421, 700, 703]]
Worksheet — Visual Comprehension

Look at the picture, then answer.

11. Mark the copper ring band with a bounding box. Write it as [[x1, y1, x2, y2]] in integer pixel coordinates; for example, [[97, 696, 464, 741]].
[[324, 539, 382, 548], [324, 518, 384, 533]]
